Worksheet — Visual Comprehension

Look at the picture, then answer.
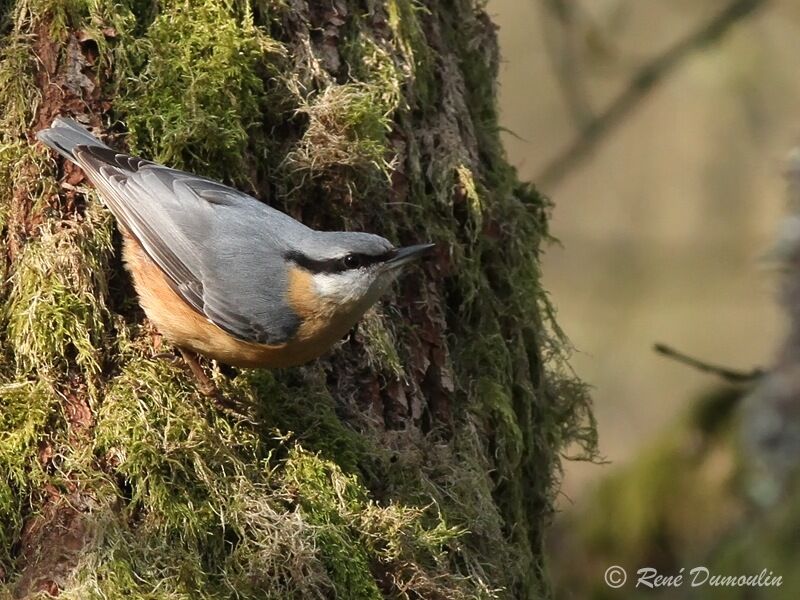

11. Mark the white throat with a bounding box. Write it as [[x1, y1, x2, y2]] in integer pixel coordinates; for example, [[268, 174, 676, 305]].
[[311, 269, 396, 310]]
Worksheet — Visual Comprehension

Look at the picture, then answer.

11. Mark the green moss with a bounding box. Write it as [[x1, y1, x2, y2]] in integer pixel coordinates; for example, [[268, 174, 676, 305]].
[[474, 378, 524, 471], [454, 164, 485, 242], [383, 424, 510, 586], [20, 0, 78, 39], [96, 353, 256, 531], [399, 60, 594, 591], [284, 82, 395, 193], [0, 0, 595, 597], [88, 345, 488, 599], [119, 0, 283, 185], [280, 7, 413, 200], [0, 34, 39, 136], [90, 350, 328, 599], [285, 448, 482, 600], [228, 368, 369, 474], [5, 204, 113, 379], [387, 0, 436, 106], [357, 309, 404, 379], [0, 378, 60, 568], [55, 499, 330, 600], [284, 450, 383, 598], [0, 27, 44, 292], [0, 141, 57, 218]]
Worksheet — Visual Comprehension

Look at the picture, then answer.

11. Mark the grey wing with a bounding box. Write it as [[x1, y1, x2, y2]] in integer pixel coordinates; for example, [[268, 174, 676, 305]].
[[72, 145, 302, 344]]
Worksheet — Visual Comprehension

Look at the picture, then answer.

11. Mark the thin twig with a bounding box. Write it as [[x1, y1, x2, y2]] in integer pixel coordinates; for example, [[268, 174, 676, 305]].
[[537, 0, 770, 189], [654, 343, 764, 384]]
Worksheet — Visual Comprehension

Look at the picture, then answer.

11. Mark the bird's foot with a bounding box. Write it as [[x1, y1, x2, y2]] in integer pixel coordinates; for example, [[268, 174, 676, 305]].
[[152, 351, 181, 364], [177, 348, 248, 415], [178, 348, 225, 404]]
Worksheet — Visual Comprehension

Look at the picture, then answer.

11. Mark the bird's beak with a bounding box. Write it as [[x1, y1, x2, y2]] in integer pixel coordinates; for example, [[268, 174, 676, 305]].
[[385, 243, 436, 269]]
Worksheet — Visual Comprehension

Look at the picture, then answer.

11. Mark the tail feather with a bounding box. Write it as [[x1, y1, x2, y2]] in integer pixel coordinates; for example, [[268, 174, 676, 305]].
[[36, 117, 110, 162]]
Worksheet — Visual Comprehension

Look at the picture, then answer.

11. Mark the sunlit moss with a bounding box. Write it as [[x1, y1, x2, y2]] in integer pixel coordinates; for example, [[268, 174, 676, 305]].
[[284, 447, 483, 600], [0, 141, 57, 221], [119, 0, 283, 186], [5, 205, 112, 379], [89, 347, 330, 598], [357, 309, 404, 379], [227, 368, 369, 474], [0, 378, 60, 568], [283, 82, 396, 193], [0, 0, 595, 597], [0, 34, 39, 136], [386, 0, 435, 105], [88, 342, 484, 598]]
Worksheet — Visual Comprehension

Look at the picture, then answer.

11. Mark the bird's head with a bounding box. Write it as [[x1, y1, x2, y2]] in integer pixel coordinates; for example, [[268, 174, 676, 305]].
[[285, 232, 435, 315]]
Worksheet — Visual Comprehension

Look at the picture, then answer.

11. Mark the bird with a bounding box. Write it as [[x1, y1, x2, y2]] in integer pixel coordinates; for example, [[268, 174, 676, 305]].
[[36, 117, 434, 397]]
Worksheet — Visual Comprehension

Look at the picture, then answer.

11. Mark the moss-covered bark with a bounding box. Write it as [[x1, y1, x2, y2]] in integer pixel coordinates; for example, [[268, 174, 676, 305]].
[[0, 1, 595, 598]]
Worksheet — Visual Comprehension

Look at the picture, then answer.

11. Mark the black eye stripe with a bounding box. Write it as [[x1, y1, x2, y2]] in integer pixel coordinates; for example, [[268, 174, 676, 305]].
[[286, 250, 396, 274]]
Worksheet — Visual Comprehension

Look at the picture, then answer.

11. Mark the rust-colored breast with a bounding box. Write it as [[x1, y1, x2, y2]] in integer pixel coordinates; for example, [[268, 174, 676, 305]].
[[122, 234, 358, 368]]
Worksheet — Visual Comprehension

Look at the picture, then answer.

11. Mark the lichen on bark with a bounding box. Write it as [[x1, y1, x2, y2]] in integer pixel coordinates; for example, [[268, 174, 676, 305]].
[[0, 1, 596, 598]]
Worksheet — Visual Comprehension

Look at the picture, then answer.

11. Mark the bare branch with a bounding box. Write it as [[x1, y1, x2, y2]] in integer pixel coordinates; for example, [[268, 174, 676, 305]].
[[537, 0, 770, 189], [654, 343, 764, 384]]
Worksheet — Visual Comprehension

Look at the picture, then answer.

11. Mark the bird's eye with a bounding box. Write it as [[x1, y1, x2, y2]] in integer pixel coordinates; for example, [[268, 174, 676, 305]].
[[343, 254, 362, 269]]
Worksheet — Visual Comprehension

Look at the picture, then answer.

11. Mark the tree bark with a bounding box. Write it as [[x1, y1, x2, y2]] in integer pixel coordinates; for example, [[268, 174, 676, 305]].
[[0, 1, 595, 598]]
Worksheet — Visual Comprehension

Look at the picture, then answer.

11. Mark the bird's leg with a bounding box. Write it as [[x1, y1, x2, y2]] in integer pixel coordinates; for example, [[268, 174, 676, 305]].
[[177, 349, 241, 412], [178, 348, 219, 398]]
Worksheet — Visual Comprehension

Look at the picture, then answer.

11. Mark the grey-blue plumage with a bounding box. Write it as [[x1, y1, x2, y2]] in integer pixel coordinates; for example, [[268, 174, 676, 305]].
[[36, 117, 395, 346]]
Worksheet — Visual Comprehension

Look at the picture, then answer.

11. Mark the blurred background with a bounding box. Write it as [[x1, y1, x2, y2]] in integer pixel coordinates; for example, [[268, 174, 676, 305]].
[[487, 0, 800, 597]]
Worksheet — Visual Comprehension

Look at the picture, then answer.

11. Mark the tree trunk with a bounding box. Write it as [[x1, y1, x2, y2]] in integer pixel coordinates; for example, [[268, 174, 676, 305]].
[[0, 1, 595, 598]]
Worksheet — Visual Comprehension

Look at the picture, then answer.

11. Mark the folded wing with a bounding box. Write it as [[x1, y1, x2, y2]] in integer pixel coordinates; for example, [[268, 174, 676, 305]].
[[38, 118, 302, 345]]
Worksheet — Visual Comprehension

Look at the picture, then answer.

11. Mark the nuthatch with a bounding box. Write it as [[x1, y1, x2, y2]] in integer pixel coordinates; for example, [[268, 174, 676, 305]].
[[37, 117, 433, 394]]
